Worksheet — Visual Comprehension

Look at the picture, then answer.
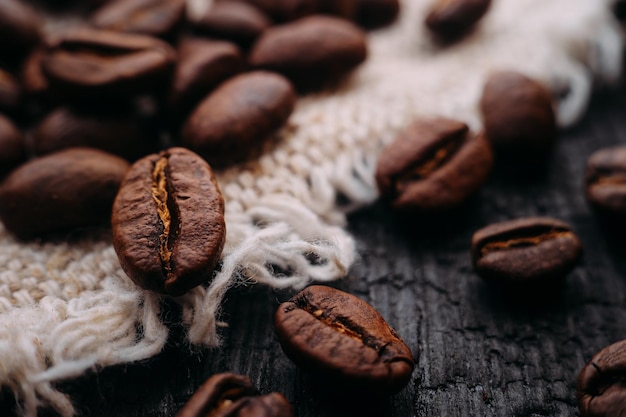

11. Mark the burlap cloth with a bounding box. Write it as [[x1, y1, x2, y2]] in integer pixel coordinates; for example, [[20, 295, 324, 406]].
[[0, 0, 622, 415]]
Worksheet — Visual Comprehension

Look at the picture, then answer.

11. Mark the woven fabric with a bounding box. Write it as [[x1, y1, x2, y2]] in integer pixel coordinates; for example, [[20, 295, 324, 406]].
[[0, 0, 622, 415]]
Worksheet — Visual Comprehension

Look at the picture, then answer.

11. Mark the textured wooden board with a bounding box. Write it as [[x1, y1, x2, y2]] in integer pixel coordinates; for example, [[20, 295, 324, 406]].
[[3, 82, 626, 417]]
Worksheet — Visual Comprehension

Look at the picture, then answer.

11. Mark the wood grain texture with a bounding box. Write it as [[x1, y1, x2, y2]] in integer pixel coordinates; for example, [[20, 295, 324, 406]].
[[4, 82, 626, 417]]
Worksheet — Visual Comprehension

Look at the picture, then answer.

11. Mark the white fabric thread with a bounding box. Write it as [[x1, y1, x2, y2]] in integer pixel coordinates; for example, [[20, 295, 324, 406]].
[[0, 0, 622, 415]]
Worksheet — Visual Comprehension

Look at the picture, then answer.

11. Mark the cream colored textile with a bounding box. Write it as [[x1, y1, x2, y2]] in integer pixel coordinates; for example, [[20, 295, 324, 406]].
[[0, 0, 622, 415]]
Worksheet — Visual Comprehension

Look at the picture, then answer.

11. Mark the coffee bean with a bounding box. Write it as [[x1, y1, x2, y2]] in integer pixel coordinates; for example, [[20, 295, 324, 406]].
[[0, 0, 41, 59], [585, 146, 626, 220], [274, 285, 414, 394], [0, 114, 25, 178], [111, 147, 225, 296], [21, 47, 49, 99], [231, 0, 318, 22], [577, 339, 626, 417], [169, 38, 244, 120], [319, 0, 358, 20], [176, 373, 293, 417], [90, 0, 186, 38], [471, 217, 583, 290], [181, 71, 295, 168], [249, 15, 367, 91], [0, 69, 21, 114], [33, 106, 155, 160], [425, 0, 491, 42], [375, 117, 493, 212], [41, 28, 176, 99], [0, 148, 129, 239], [480, 71, 557, 157], [192, 1, 272, 47], [355, 0, 400, 29]]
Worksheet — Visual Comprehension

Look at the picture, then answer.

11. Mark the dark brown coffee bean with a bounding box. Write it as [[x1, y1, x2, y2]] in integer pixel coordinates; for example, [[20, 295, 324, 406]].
[[425, 0, 491, 42], [192, 1, 272, 47], [585, 146, 626, 220], [229, 0, 318, 22], [33, 106, 154, 160], [0, 69, 21, 114], [176, 373, 293, 417], [21, 47, 49, 99], [471, 217, 583, 289], [319, 0, 358, 20], [0, 0, 42, 59], [112, 147, 225, 296], [375, 117, 493, 212], [181, 71, 295, 167], [577, 339, 626, 417], [355, 0, 400, 29], [169, 38, 244, 119], [249, 15, 367, 91], [0, 148, 129, 239], [480, 71, 557, 157], [90, 0, 186, 38], [42, 28, 177, 98], [275, 285, 414, 394], [0, 114, 25, 178]]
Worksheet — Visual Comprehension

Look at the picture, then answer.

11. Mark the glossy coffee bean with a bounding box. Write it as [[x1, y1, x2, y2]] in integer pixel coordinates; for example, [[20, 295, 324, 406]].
[[275, 285, 414, 394], [585, 146, 626, 220], [33, 106, 154, 160], [176, 373, 293, 417], [355, 0, 400, 29], [0, 0, 41, 59], [0, 148, 130, 239], [42, 28, 176, 98], [192, 1, 272, 47], [169, 38, 244, 119], [249, 15, 367, 91], [112, 147, 225, 296], [471, 217, 583, 289], [181, 71, 295, 167], [577, 339, 626, 417], [90, 0, 186, 38], [232, 0, 318, 22], [375, 117, 493, 212], [0, 114, 25, 177], [0, 69, 21, 114], [425, 0, 491, 42], [480, 71, 557, 157]]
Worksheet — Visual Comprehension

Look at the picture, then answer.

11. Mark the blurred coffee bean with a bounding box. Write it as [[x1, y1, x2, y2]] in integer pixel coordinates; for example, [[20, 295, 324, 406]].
[[355, 0, 400, 29], [230, 0, 318, 22], [175, 373, 293, 417], [192, 1, 272, 47], [33, 106, 155, 160], [181, 71, 295, 167], [41, 28, 177, 99], [249, 15, 367, 91], [480, 71, 557, 158], [425, 0, 491, 42], [0, 0, 42, 60], [0, 69, 21, 114], [0, 148, 130, 239], [585, 145, 626, 221], [169, 37, 244, 119], [319, 0, 358, 20], [375, 117, 493, 212], [21, 47, 49, 99], [0, 114, 25, 178], [90, 0, 186, 38], [471, 217, 582, 291]]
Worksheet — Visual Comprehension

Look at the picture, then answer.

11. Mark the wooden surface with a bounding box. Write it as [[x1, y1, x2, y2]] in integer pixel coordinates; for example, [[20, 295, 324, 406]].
[[4, 73, 626, 417]]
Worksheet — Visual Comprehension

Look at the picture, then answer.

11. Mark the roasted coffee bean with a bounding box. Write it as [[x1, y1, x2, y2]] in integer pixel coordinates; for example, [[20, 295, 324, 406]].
[[91, 0, 186, 38], [249, 15, 367, 91], [0, 114, 25, 177], [181, 71, 295, 167], [275, 285, 414, 394], [0, 0, 41, 59], [355, 0, 400, 29], [21, 47, 49, 99], [480, 71, 557, 157], [471, 217, 583, 289], [42, 28, 177, 98], [169, 38, 244, 119], [33, 106, 154, 160], [319, 0, 358, 20], [375, 117, 493, 212], [176, 373, 293, 417], [231, 0, 318, 22], [112, 147, 225, 296], [577, 339, 626, 417], [0, 69, 21, 114], [192, 1, 272, 47], [425, 0, 491, 42], [585, 146, 626, 220], [0, 148, 129, 239]]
